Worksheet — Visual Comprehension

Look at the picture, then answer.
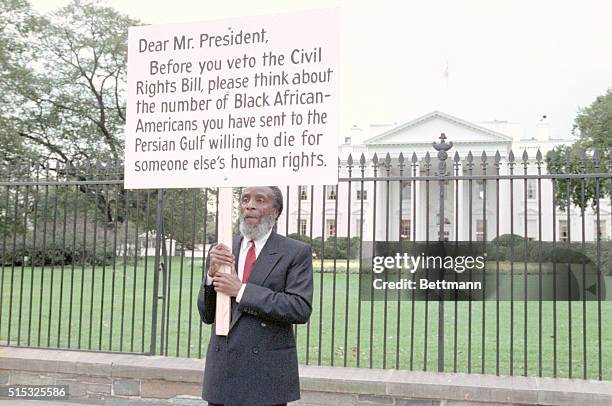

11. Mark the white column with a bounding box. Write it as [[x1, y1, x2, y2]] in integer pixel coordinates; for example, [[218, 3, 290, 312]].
[[389, 176, 400, 241], [415, 164, 425, 240], [377, 176, 386, 241], [455, 162, 464, 240], [375, 180, 387, 241], [410, 179, 417, 241], [498, 158, 511, 237]]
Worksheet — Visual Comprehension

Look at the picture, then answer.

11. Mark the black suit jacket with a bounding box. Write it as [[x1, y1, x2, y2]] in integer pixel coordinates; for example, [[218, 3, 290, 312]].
[[197, 232, 313, 406]]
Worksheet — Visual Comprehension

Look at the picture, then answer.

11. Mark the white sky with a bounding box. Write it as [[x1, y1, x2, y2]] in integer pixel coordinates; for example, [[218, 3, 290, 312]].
[[29, 0, 612, 140]]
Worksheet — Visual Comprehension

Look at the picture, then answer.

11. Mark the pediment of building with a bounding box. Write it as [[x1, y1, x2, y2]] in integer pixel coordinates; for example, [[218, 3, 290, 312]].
[[324, 208, 338, 216], [517, 208, 541, 217], [290, 208, 311, 217], [364, 111, 513, 146]]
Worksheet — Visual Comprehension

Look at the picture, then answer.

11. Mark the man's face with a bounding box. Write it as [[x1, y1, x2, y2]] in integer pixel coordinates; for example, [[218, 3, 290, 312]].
[[239, 187, 277, 239]]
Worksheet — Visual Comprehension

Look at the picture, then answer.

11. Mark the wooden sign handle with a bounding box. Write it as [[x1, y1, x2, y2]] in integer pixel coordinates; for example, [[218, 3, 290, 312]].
[[215, 187, 233, 336]]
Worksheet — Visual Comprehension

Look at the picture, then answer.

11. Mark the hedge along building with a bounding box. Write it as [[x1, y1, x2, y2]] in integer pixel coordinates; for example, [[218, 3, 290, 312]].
[[276, 111, 611, 244]]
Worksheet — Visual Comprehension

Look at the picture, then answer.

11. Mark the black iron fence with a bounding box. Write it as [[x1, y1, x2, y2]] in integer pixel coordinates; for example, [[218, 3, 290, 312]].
[[1, 136, 611, 380]]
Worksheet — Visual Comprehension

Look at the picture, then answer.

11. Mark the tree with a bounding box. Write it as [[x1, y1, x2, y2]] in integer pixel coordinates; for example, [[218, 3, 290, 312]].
[[0, 0, 138, 227], [1, 0, 139, 164], [546, 88, 612, 209], [0, 0, 43, 161], [574, 89, 612, 152], [0, 1, 222, 248]]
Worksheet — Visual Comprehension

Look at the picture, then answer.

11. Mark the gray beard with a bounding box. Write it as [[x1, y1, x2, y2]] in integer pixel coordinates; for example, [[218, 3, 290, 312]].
[[239, 212, 276, 240]]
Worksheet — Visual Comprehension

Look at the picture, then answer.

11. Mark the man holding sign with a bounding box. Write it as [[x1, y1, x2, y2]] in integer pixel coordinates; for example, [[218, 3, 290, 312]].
[[126, 9, 336, 404], [197, 186, 313, 405]]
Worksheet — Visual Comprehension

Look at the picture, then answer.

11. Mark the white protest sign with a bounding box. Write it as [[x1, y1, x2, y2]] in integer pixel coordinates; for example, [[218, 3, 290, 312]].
[[125, 8, 339, 189]]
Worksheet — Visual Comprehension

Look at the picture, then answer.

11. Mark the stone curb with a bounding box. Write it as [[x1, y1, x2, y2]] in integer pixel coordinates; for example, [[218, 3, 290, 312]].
[[299, 365, 612, 405], [1, 347, 611, 405]]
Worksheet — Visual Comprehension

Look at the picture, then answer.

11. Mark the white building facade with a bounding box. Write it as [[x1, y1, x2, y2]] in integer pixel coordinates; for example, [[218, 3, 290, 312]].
[[277, 111, 611, 243]]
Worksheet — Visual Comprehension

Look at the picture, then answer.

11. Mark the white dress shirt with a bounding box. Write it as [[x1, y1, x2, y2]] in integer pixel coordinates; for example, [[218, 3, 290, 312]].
[[206, 228, 273, 302]]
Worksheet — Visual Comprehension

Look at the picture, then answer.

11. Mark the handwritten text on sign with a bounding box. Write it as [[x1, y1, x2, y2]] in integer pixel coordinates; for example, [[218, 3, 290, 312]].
[[125, 9, 339, 189]]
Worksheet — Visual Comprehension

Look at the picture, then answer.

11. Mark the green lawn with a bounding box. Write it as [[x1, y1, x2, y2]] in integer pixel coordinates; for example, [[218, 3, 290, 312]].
[[1, 256, 611, 380]]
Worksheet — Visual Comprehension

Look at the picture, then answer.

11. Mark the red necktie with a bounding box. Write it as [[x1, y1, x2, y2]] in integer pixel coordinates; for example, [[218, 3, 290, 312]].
[[242, 240, 256, 283]]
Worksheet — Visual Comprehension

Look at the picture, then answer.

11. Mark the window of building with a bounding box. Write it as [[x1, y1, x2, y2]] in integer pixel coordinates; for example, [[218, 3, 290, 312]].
[[356, 189, 367, 201], [527, 219, 537, 241], [299, 185, 308, 201], [299, 219, 308, 235], [477, 181, 485, 200], [527, 179, 537, 200], [442, 180, 451, 201], [326, 219, 336, 238], [401, 181, 411, 201], [400, 219, 411, 240], [595, 219, 607, 240], [559, 220, 568, 242], [354, 218, 365, 237], [434, 215, 451, 241], [327, 185, 337, 200], [476, 219, 486, 241]]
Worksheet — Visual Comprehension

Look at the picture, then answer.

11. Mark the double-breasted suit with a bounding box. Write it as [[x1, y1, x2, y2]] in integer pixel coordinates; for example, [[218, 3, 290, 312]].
[[197, 232, 313, 405]]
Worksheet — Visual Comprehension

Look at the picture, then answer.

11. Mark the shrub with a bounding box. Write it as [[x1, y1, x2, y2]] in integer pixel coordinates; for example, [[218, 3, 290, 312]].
[[1, 220, 128, 267], [287, 234, 361, 259], [492, 233, 524, 247]]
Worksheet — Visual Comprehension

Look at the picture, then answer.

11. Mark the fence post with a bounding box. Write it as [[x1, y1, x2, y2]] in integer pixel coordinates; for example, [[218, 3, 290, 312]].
[[433, 133, 453, 372], [158, 217, 169, 356], [150, 189, 165, 355]]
